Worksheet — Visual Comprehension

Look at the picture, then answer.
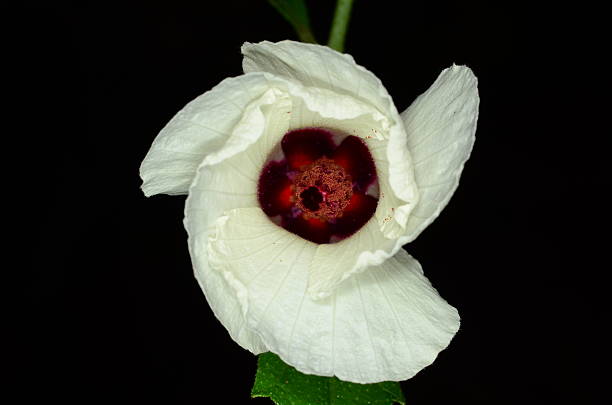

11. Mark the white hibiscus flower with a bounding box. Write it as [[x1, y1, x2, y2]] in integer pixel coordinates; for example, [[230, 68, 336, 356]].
[[140, 40, 479, 384]]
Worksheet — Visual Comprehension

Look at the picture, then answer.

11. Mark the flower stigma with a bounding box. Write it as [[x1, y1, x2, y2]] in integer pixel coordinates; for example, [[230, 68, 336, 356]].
[[294, 157, 353, 220], [257, 128, 379, 244]]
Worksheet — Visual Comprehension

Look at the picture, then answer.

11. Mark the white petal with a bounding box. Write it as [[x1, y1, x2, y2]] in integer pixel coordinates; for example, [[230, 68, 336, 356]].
[[184, 83, 293, 353], [205, 207, 317, 356], [187, 227, 267, 353], [242, 40, 392, 116], [242, 40, 419, 231], [185, 86, 292, 229], [308, 65, 477, 299], [140, 72, 274, 197], [299, 129, 417, 299], [276, 87, 416, 300], [207, 209, 459, 383], [400, 65, 479, 242], [241, 41, 420, 298], [308, 221, 396, 300], [329, 250, 459, 383]]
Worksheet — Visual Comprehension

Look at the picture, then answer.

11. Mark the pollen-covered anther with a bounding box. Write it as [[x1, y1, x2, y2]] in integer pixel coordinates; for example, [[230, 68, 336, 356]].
[[293, 157, 353, 220]]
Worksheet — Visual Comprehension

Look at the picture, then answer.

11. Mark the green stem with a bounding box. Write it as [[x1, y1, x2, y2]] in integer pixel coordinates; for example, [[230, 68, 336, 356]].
[[327, 0, 355, 52]]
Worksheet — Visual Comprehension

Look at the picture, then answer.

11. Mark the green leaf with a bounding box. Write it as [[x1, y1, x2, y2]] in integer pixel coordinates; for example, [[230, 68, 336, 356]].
[[252, 352, 406, 405], [267, 0, 317, 43]]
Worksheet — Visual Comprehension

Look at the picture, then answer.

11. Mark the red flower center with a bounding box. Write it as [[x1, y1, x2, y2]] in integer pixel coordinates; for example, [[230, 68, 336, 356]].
[[294, 157, 353, 220], [258, 128, 379, 244]]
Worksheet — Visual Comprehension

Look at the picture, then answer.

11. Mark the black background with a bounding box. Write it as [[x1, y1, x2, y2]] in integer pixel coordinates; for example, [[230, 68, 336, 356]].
[[12, 1, 606, 404]]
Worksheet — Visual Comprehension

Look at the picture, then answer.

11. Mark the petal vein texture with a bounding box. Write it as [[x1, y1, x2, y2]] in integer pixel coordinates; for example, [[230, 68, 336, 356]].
[[140, 40, 479, 384], [400, 65, 479, 242]]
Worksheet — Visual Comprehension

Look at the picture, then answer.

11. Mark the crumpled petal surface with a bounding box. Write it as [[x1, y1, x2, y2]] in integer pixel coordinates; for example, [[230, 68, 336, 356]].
[[140, 73, 284, 197], [242, 41, 420, 237], [141, 40, 479, 384], [207, 207, 459, 383], [400, 65, 479, 242], [183, 74, 293, 354], [242, 40, 423, 299]]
